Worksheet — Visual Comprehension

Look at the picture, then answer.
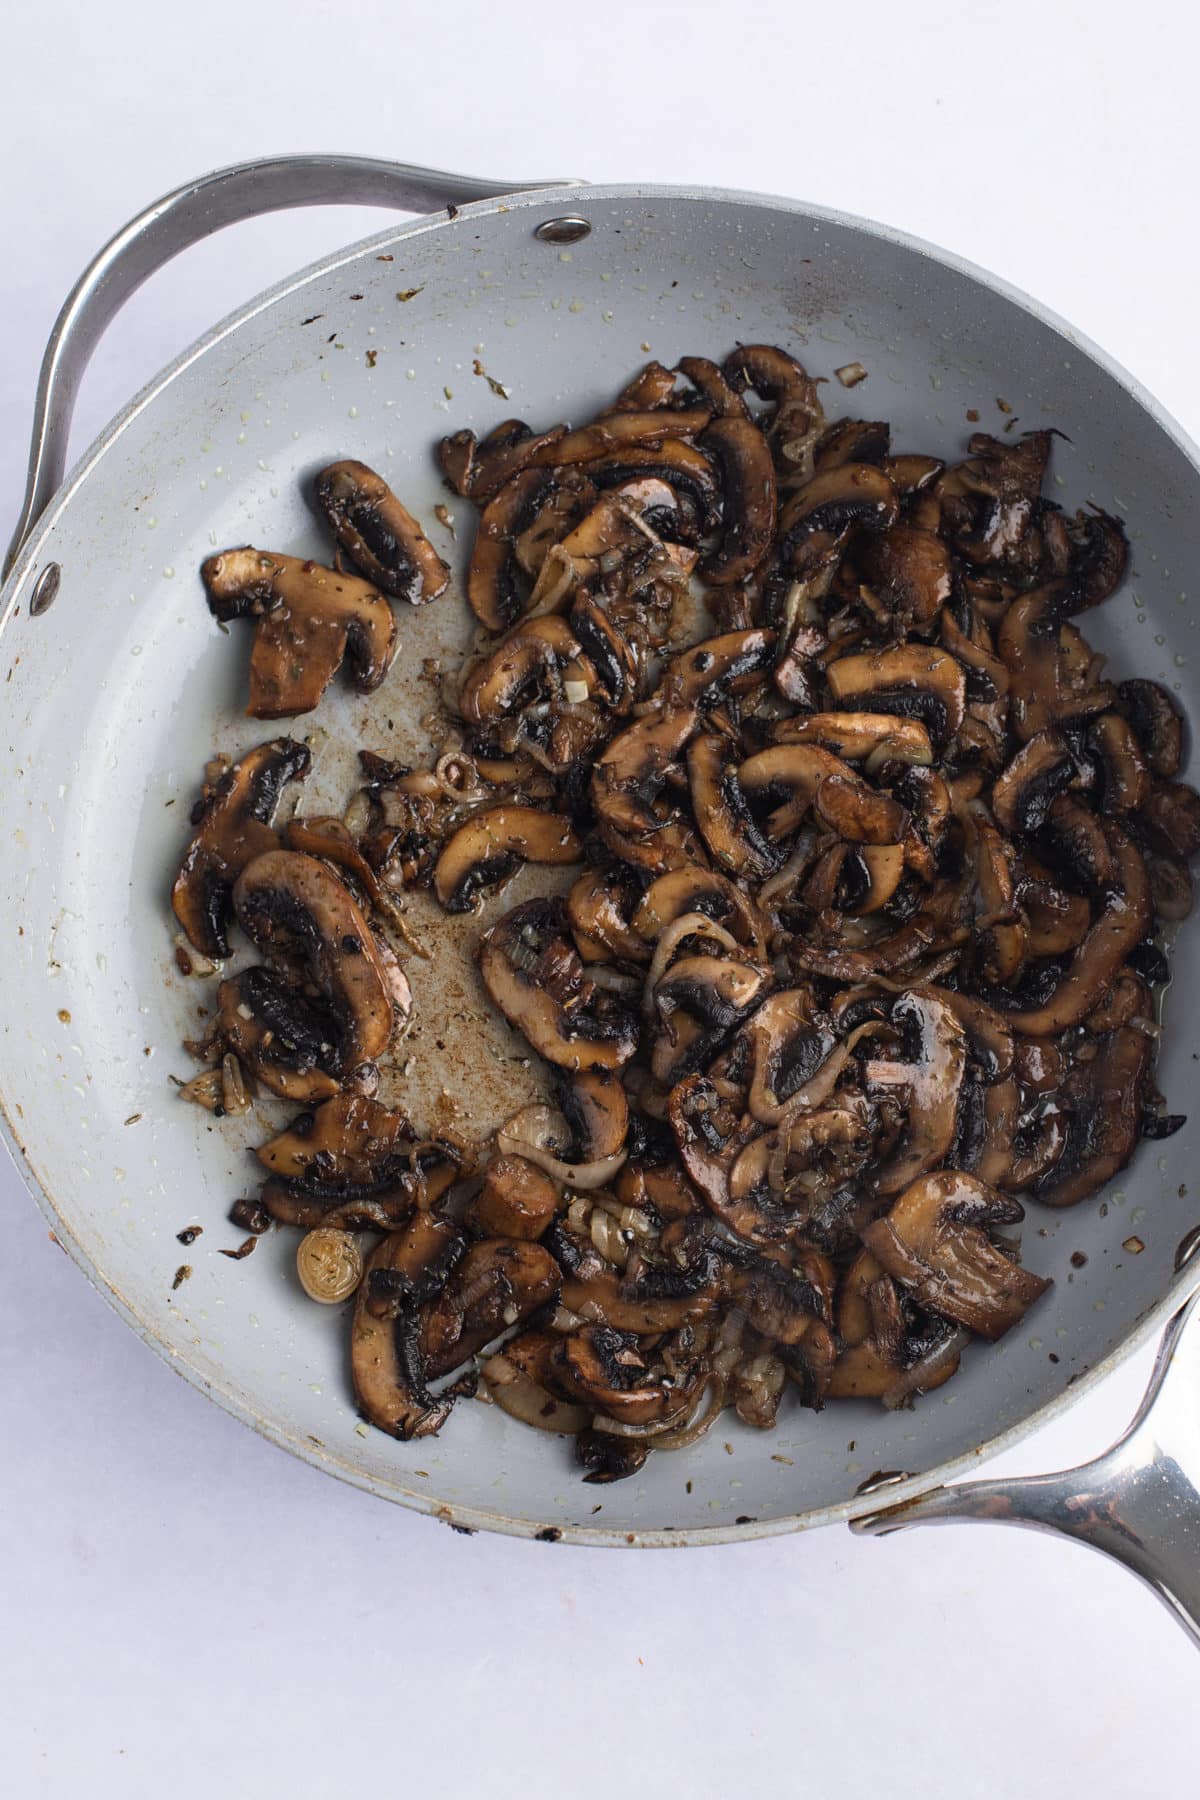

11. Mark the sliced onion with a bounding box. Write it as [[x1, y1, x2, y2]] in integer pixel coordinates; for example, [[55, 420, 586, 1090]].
[[881, 1329, 970, 1410], [498, 1103, 626, 1189], [759, 829, 822, 905], [595, 1372, 727, 1449], [644, 911, 743, 1018], [481, 1354, 591, 1434]]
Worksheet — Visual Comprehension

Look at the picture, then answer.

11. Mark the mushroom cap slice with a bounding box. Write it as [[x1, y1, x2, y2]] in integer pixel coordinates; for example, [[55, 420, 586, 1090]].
[[465, 468, 558, 631], [1139, 780, 1200, 862], [660, 628, 776, 708], [215, 969, 342, 1104], [859, 524, 953, 629], [314, 459, 449, 604], [861, 989, 968, 1195], [1004, 824, 1151, 1036], [700, 415, 778, 585], [481, 1333, 591, 1435], [352, 1218, 464, 1440], [433, 805, 582, 913], [233, 849, 398, 1074], [550, 1325, 702, 1427], [688, 735, 782, 877], [722, 343, 825, 470], [421, 1240, 561, 1378], [826, 644, 967, 747], [591, 705, 699, 848], [566, 865, 649, 965], [1119, 679, 1183, 779], [991, 731, 1076, 835], [1036, 1022, 1154, 1209], [862, 1171, 1051, 1340], [770, 711, 933, 769], [201, 548, 397, 719], [632, 865, 765, 952], [256, 1092, 413, 1182], [172, 738, 311, 959], [478, 899, 639, 1071]]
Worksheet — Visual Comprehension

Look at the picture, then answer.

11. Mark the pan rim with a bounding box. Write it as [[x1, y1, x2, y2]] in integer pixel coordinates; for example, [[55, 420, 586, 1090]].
[[3, 177, 1197, 1545]]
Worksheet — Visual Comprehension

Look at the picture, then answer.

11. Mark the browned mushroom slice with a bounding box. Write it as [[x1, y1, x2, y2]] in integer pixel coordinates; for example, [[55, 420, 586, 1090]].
[[770, 711, 933, 769], [466, 1154, 561, 1240], [566, 865, 649, 965], [676, 355, 749, 418], [1064, 506, 1129, 611], [667, 1073, 780, 1243], [700, 416, 777, 585], [862, 1171, 1050, 1340], [826, 644, 967, 747], [990, 731, 1075, 835], [257, 1092, 413, 1181], [568, 593, 639, 712], [478, 898, 639, 1071], [859, 524, 953, 630], [465, 469, 557, 631], [560, 1068, 629, 1163], [591, 706, 700, 863], [610, 360, 680, 411], [527, 408, 713, 472], [512, 475, 597, 576], [688, 735, 782, 877], [738, 742, 852, 838], [828, 1248, 963, 1402], [314, 460, 449, 604], [1119, 679, 1183, 778], [480, 1331, 591, 1434], [1036, 1021, 1153, 1208], [882, 453, 944, 497], [1146, 852, 1193, 921], [1083, 967, 1153, 1035], [723, 343, 825, 471], [581, 441, 722, 531], [421, 1240, 561, 1378], [1038, 794, 1115, 892], [651, 951, 769, 1086], [254, 1094, 455, 1228], [284, 815, 381, 905], [740, 988, 837, 1125], [814, 419, 891, 470], [1086, 713, 1151, 814], [660, 628, 777, 709], [632, 865, 765, 953], [1018, 863, 1094, 956], [233, 850, 399, 1081], [458, 614, 583, 725], [778, 463, 899, 560], [172, 738, 311, 959], [214, 970, 342, 1104], [967, 811, 1026, 987], [1005, 824, 1151, 1035], [352, 1216, 464, 1440], [550, 1325, 701, 1427], [445, 419, 570, 503], [201, 549, 396, 719], [814, 772, 909, 846], [997, 583, 1116, 742], [861, 989, 967, 1194], [550, 1219, 720, 1331], [433, 805, 582, 913], [1139, 781, 1200, 861], [948, 430, 1052, 568]]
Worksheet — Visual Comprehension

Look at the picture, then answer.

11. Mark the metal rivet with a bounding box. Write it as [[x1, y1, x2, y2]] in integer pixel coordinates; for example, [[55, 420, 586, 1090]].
[[534, 216, 592, 245], [29, 563, 61, 616], [854, 1469, 911, 1498]]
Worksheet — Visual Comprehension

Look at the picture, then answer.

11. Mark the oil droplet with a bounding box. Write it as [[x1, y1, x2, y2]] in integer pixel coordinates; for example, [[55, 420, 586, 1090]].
[[1175, 653, 1188, 667], [240, 410, 251, 423], [1155, 634, 1166, 645], [320, 370, 330, 383], [558, 250, 573, 263], [147, 516, 157, 529], [162, 567, 175, 579], [568, 300, 585, 313], [406, 369, 416, 380], [348, 406, 359, 419], [236, 432, 246, 444]]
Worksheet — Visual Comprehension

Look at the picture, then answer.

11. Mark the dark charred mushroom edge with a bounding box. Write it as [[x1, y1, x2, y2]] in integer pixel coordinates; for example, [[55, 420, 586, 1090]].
[[171, 358, 1194, 1483]]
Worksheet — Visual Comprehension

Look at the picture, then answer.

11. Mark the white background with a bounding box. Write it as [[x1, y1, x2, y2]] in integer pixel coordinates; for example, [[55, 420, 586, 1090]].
[[2, 1, 1197, 1792]]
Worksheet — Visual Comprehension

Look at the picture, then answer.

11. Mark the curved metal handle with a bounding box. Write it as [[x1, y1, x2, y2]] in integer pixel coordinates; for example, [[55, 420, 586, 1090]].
[[5, 153, 576, 577], [853, 1267, 1200, 1645]]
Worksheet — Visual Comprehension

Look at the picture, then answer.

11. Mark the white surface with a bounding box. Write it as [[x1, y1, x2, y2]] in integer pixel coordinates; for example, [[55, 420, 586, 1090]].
[[1, 0, 1197, 1790]]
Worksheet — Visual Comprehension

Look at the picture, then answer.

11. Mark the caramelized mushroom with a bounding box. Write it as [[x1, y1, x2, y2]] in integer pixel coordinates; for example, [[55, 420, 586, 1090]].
[[1037, 1022, 1154, 1208], [172, 739, 311, 958], [700, 415, 777, 585], [861, 989, 967, 1194], [1119, 679, 1184, 778], [862, 1171, 1051, 1339], [478, 899, 639, 1070], [201, 548, 396, 718], [433, 805, 582, 912], [351, 1216, 464, 1439], [826, 644, 967, 746], [688, 735, 782, 877], [314, 460, 449, 603], [422, 1239, 560, 1377]]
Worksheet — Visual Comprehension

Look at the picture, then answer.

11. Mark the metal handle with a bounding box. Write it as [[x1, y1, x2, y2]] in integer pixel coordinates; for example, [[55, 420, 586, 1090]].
[[853, 1266, 1200, 1645], [5, 153, 576, 576]]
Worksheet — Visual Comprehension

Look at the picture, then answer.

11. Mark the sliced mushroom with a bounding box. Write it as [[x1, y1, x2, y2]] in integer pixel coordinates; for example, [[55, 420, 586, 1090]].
[[567, 865, 649, 965], [676, 355, 749, 418], [232, 850, 398, 1083], [688, 735, 782, 877], [862, 1171, 1051, 1340], [422, 1239, 561, 1377], [858, 524, 953, 630], [550, 1325, 699, 1426], [611, 360, 680, 411], [1004, 824, 1151, 1035], [814, 772, 909, 846], [440, 419, 570, 503], [1016, 857, 1093, 956], [582, 441, 722, 530], [882, 453, 944, 497], [1036, 1022, 1153, 1208], [828, 1248, 963, 1401], [1086, 713, 1151, 814], [740, 988, 836, 1125], [770, 711, 933, 769], [569, 593, 639, 710], [1064, 506, 1129, 611], [815, 419, 891, 470], [967, 810, 1026, 987], [1038, 794, 1116, 892], [1146, 852, 1193, 921], [997, 582, 1116, 742], [1139, 781, 1200, 861], [351, 1217, 464, 1439], [201, 549, 396, 718], [723, 344, 825, 471], [214, 970, 342, 1104], [480, 1332, 591, 1434], [465, 469, 557, 631], [254, 1094, 458, 1228], [700, 416, 777, 585], [257, 1092, 413, 1181], [1119, 679, 1184, 778], [949, 431, 1051, 569], [433, 805, 582, 912], [651, 950, 769, 1086], [826, 644, 966, 746], [778, 463, 899, 557], [991, 731, 1076, 835], [478, 899, 639, 1070], [172, 738, 311, 958], [660, 628, 777, 709], [458, 614, 582, 726], [591, 706, 700, 868], [560, 1068, 629, 1163], [861, 989, 967, 1194], [632, 865, 765, 953], [285, 814, 382, 906], [738, 741, 856, 838], [314, 460, 449, 603]]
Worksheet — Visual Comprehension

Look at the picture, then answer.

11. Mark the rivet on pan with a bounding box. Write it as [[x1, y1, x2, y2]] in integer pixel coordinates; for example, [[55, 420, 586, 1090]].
[[1174, 1224, 1200, 1271], [853, 1468, 912, 1499], [534, 216, 592, 246], [29, 562, 61, 617]]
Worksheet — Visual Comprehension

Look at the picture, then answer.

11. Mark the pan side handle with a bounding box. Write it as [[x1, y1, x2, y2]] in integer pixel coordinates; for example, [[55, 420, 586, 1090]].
[[5, 155, 579, 577], [851, 1268, 1200, 1647]]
